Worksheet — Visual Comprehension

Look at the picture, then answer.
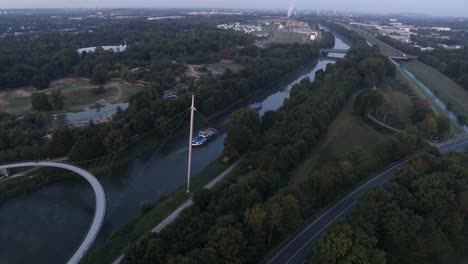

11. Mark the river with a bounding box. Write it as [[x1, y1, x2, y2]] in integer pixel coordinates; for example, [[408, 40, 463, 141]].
[[0, 26, 350, 264]]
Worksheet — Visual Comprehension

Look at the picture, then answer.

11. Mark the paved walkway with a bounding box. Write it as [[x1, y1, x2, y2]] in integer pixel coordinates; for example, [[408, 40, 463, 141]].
[[151, 159, 241, 233], [113, 159, 242, 264], [0, 161, 105, 264], [0, 157, 67, 183], [367, 112, 402, 133]]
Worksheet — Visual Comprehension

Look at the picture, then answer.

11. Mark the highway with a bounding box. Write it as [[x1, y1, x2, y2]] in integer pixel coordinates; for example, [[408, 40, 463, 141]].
[[267, 135, 468, 264], [0, 161, 105, 264]]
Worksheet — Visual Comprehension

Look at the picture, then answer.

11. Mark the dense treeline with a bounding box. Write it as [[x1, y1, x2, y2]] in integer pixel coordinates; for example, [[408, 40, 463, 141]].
[[0, 19, 331, 164], [0, 112, 49, 162], [66, 41, 323, 163], [310, 151, 468, 264], [0, 18, 250, 89], [120, 31, 397, 264], [419, 49, 468, 91]]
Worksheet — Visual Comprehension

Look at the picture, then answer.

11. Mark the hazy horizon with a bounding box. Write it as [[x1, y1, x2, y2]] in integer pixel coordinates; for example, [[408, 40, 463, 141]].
[[1, 0, 468, 17]]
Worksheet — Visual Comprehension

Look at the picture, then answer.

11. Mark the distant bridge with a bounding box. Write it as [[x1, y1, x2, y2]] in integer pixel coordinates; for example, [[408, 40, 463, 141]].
[[0, 161, 105, 264], [320, 49, 418, 61], [320, 48, 348, 54]]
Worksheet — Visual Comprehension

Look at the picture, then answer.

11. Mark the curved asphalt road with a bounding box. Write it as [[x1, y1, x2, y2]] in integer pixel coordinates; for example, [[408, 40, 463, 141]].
[[267, 135, 468, 264], [0, 161, 105, 264]]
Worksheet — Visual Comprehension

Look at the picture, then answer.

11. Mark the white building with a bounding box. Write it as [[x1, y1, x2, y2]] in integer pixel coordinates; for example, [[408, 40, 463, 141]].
[[77, 42, 127, 54], [414, 45, 434, 51], [432, 27, 451, 31], [309, 32, 318, 40], [439, 44, 464, 50]]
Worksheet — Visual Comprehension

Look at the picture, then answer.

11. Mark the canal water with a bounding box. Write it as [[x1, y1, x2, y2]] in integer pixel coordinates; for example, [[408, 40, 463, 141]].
[[52, 102, 129, 126], [0, 27, 350, 264]]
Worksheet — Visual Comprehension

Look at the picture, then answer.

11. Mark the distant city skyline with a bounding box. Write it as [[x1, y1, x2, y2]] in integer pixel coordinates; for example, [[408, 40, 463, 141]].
[[1, 0, 468, 17]]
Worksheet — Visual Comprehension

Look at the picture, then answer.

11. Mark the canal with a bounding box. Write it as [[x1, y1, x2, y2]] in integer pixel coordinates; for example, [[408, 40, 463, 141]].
[[0, 26, 350, 264]]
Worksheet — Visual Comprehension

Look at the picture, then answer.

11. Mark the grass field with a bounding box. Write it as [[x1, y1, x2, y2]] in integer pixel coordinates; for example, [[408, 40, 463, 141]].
[[0, 95, 30, 113], [207, 62, 245, 75], [0, 77, 146, 113], [291, 92, 390, 186], [344, 24, 402, 55], [402, 60, 468, 118], [382, 77, 415, 128], [382, 90, 414, 128], [187, 62, 244, 78], [265, 31, 308, 45], [396, 66, 464, 134], [346, 23, 466, 133]]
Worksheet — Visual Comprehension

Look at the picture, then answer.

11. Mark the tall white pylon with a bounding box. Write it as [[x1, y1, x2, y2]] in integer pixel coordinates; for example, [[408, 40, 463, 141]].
[[186, 94, 195, 193]]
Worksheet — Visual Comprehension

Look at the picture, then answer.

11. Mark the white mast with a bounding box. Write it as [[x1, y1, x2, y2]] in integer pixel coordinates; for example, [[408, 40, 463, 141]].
[[186, 94, 195, 193]]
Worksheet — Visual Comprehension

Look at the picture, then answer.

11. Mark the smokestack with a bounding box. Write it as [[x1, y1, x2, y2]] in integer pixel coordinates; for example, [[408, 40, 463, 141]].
[[288, 0, 296, 18]]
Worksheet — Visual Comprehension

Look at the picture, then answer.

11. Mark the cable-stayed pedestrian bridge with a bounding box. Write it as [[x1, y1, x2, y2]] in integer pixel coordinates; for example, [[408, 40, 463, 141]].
[[0, 161, 105, 264]]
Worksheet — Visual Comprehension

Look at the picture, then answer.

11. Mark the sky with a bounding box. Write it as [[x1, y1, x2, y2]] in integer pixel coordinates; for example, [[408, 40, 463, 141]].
[[1, 0, 468, 17]]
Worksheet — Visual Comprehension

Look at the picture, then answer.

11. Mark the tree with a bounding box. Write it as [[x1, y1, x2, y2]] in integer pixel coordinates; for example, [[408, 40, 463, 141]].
[[203, 227, 246, 264], [32, 74, 50, 89], [422, 115, 437, 136], [435, 116, 450, 136], [266, 200, 282, 247], [265, 194, 301, 247], [94, 85, 106, 95], [31, 92, 51, 111], [92, 64, 109, 84], [310, 223, 387, 264], [244, 206, 267, 245], [69, 133, 107, 161], [225, 109, 261, 154], [219, 48, 236, 60], [359, 58, 386, 89], [49, 88, 64, 110], [380, 103, 392, 123], [47, 127, 74, 156], [104, 129, 124, 155], [354, 91, 384, 115]]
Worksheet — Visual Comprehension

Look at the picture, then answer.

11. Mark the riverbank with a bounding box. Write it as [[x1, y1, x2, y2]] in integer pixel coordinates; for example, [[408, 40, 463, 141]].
[[0, 57, 326, 205], [0, 25, 346, 264], [344, 22, 467, 134], [82, 26, 351, 264], [81, 158, 231, 264]]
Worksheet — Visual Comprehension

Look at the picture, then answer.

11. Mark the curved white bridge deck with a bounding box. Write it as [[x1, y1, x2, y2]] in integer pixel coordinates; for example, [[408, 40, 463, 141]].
[[0, 161, 105, 264]]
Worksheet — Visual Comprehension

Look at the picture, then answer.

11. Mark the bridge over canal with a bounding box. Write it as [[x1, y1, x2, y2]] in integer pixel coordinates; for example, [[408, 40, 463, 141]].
[[320, 48, 418, 60]]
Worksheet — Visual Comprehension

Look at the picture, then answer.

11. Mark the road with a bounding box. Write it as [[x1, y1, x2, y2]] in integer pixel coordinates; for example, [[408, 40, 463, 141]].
[[267, 135, 468, 264], [0, 161, 105, 264]]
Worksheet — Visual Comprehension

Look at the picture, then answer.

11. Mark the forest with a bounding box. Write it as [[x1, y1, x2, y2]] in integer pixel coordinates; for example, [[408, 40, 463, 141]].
[[118, 26, 403, 264], [0, 17, 335, 164], [0, 17, 250, 89], [310, 150, 468, 264]]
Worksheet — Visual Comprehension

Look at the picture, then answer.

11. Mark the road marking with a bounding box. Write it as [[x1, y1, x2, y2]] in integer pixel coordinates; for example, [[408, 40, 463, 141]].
[[267, 161, 404, 264], [284, 201, 357, 264], [268, 137, 468, 264], [440, 141, 468, 152]]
